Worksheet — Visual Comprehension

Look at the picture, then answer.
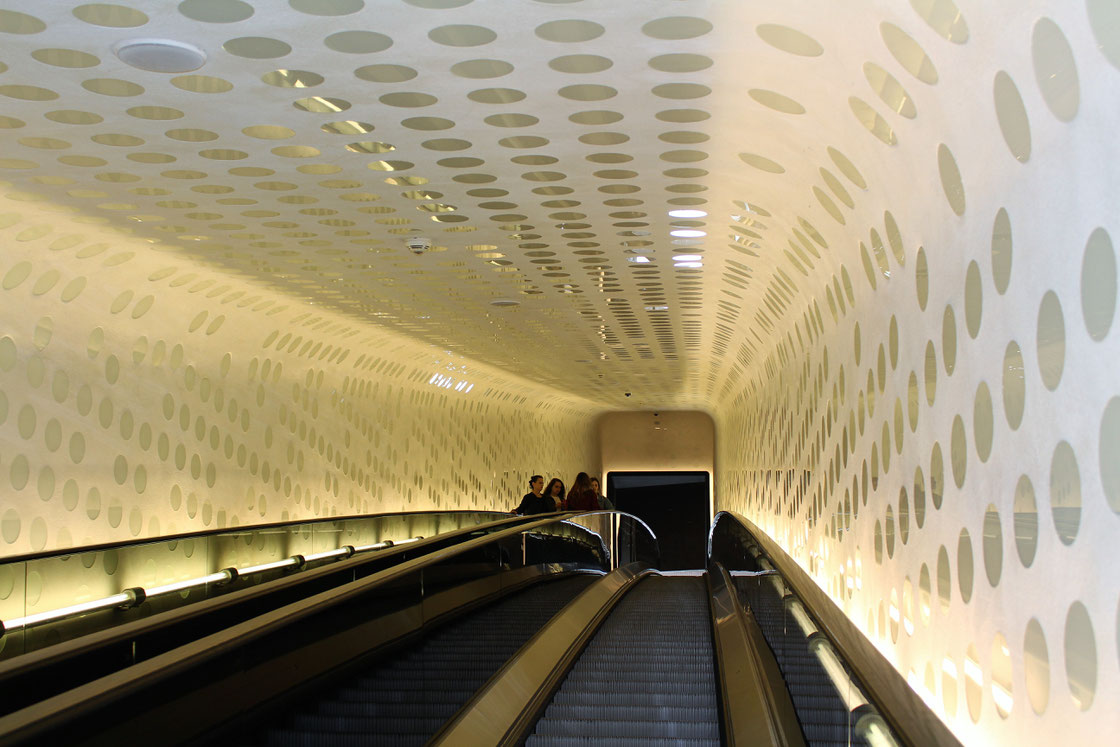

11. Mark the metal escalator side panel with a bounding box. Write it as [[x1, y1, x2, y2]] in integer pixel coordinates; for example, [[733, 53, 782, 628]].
[[708, 562, 807, 747], [428, 562, 652, 747]]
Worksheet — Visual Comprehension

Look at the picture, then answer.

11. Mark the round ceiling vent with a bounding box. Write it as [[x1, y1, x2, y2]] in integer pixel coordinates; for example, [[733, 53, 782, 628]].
[[114, 39, 207, 73]]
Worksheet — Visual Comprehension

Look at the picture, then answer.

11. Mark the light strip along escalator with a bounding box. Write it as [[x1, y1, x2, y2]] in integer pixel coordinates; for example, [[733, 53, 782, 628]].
[[740, 575, 868, 746], [527, 575, 720, 746], [237, 574, 597, 747]]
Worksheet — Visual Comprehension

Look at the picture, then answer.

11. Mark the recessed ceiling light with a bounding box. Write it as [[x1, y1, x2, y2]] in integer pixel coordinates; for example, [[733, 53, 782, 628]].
[[114, 39, 207, 73], [489, 298, 520, 307], [667, 209, 708, 218], [670, 229, 706, 238], [672, 254, 702, 262], [627, 256, 652, 263], [674, 262, 703, 268]]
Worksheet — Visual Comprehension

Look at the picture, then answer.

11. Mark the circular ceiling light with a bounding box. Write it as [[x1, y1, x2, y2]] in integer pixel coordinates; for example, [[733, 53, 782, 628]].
[[114, 39, 207, 73], [489, 298, 520, 308], [670, 229, 706, 238], [668, 209, 708, 218]]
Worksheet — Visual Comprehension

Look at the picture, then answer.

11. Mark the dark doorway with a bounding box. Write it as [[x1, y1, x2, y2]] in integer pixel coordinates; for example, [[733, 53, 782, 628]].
[[607, 471, 710, 571]]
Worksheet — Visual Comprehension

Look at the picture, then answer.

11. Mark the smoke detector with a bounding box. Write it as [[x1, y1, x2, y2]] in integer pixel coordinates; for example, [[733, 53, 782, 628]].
[[114, 39, 207, 73]]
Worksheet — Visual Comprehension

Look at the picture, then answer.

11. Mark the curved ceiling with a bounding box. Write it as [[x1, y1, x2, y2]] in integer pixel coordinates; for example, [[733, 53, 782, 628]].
[[0, 0, 1009, 407]]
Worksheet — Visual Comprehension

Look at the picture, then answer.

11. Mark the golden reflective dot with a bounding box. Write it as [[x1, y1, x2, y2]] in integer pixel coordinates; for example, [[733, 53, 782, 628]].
[[880, 22, 939, 84], [320, 120, 375, 135], [756, 23, 824, 56], [428, 24, 497, 46], [293, 96, 351, 112], [642, 16, 713, 39], [379, 92, 437, 107], [346, 141, 396, 154], [73, 3, 148, 27], [648, 53, 713, 73], [325, 30, 392, 53], [652, 83, 711, 100], [172, 75, 234, 93], [128, 152, 176, 163], [849, 97, 897, 145], [0, 9, 46, 33], [450, 59, 513, 79], [166, 128, 219, 142], [91, 133, 144, 147], [467, 88, 526, 104], [749, 89, 805, 114], [0, 85, 60, 101], [261, 69, 324, 88], [864, 62, 916, 118], [127, 105, 184, 120], [32, 48, 101, 67], [738, 152, 785, 174], [179, 0, 253, 22], [535, 19, 604, 42], [45, 110, 104, 125], [223, 36, 292, 58], [549, 54, 613, 74], [911, 0, 969, 42], [82, 78, 144, 97]]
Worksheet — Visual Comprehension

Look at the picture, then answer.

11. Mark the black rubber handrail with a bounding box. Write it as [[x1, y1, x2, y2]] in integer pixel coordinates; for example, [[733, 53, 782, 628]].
[[709, 511, 960, 747]]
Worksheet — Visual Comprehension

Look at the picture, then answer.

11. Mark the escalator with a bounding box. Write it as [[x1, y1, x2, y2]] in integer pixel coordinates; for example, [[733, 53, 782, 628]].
[[242, 575, 596, 747], [0, 511, 958, 747]]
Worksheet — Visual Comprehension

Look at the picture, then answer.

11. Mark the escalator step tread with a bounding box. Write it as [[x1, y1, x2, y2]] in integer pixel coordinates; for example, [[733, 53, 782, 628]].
[[530, 577, 719, 742], [251, 575, 595, 746], [534, 718, 719, 739]]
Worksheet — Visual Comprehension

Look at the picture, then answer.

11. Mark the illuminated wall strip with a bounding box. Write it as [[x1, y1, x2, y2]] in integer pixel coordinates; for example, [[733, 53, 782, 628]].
[[2, 590, 141, 631], [0, 538, 422, 636]]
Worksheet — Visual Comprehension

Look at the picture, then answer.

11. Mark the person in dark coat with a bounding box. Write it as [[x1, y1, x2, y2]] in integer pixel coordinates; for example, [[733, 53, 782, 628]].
[[515, 475, 554, 515]]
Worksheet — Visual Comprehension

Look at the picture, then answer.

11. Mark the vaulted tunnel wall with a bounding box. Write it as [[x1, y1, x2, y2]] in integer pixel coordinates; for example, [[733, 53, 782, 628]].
[[0, 204, 599, 559], [712, 4, 1120, 744]]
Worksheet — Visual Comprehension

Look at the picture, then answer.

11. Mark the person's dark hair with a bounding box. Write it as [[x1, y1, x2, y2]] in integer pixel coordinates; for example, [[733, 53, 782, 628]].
[[544, 477, 564, 497], [529, 474, 542, 488], [568, 472, 592, 499]]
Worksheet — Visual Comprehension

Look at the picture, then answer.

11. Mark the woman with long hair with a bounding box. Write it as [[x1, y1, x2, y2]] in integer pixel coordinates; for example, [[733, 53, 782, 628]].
[[565, 472, 600, 511], [542, 477, 565, 511]]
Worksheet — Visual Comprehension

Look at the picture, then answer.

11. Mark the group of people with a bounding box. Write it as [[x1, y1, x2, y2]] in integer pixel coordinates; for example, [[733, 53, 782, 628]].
[[515, 472, 614, 515]]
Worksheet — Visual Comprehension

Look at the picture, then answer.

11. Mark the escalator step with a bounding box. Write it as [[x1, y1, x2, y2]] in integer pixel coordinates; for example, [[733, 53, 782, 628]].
[[248, 574, 596, 747], [528, 576, 720, 745]]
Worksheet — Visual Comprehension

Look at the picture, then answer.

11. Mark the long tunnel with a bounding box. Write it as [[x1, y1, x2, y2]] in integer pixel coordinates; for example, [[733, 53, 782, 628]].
[[0, 1, 1118, 744]]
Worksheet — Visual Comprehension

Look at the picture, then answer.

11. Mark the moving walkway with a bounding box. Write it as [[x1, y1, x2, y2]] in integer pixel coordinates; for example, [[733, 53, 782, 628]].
[[0, 511, 958, 746]]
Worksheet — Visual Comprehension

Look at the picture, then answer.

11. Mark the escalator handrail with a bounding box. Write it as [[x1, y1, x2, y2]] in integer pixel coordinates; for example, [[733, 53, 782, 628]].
[[0, 513, 600, 746], [0, 513, 550, 684], [708, 561, 806, 747], [429, 562, 653, 747], [709, 511, 960, 747]]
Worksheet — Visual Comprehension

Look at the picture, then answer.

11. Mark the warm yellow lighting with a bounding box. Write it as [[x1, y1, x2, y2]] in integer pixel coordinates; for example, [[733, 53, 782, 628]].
[[991, 681, 1014, 715], [237, 557, 301, 575], [810, 637, 869, 711], [3, 590, 138, 630], [146, 570, 233, 597]]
